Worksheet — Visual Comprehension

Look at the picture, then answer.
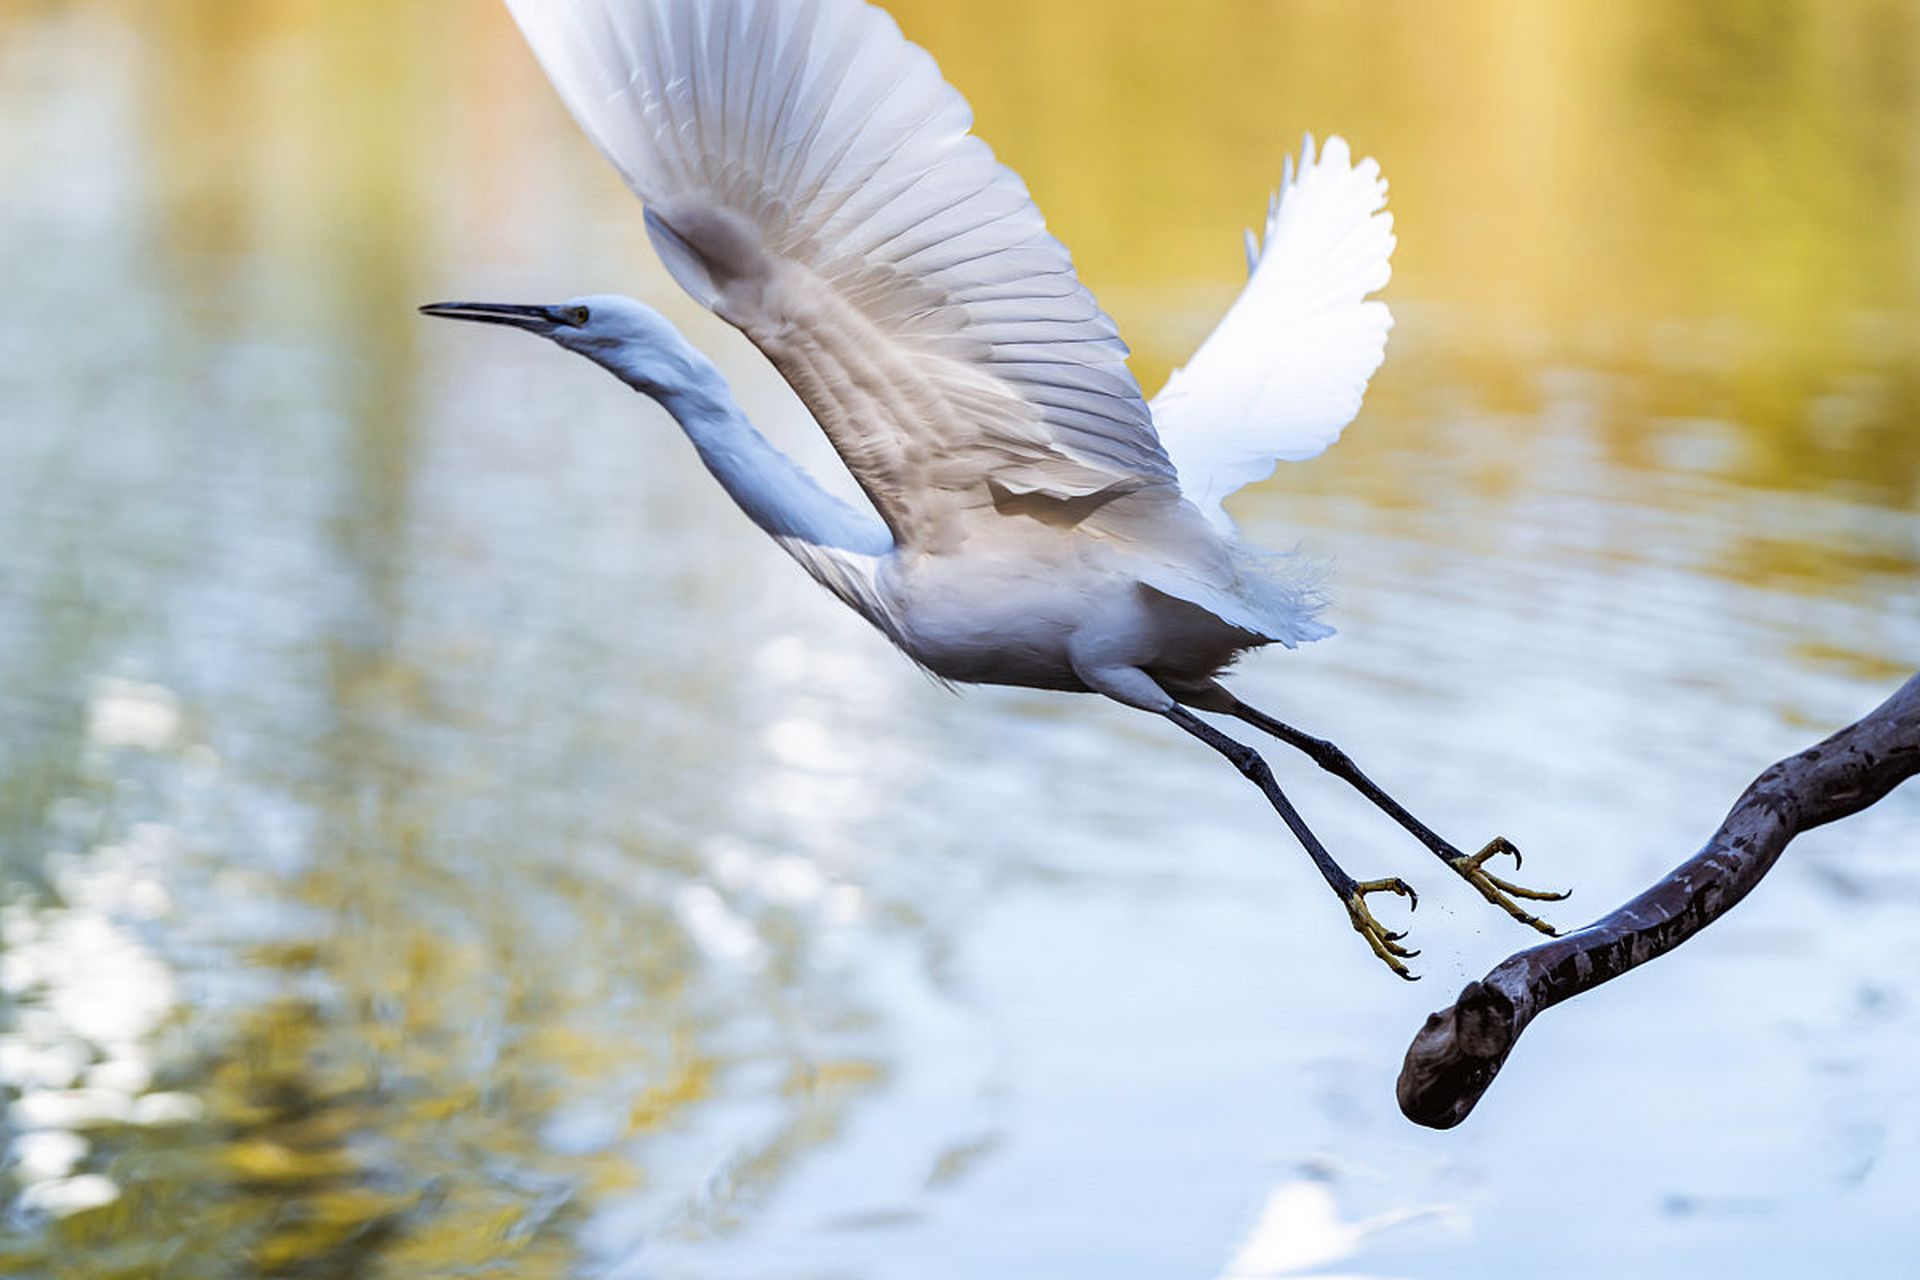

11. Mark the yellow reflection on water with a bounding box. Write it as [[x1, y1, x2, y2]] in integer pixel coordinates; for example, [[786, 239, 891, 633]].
[[95, 0, 1916, 502], [894, 3, 1920, 347]]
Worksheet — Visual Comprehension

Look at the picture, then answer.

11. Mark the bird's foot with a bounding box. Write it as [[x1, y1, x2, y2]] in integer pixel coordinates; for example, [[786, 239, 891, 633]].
[[1345, 877, 1420, 981], [1446, 837, 1569, 935]]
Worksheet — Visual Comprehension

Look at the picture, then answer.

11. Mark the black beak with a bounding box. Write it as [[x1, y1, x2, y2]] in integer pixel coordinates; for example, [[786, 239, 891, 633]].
[[418, 301, 561, 331]]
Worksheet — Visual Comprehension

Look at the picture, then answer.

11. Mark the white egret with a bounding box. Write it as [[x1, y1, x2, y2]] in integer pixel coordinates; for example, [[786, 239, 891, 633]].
[[424, 0, 1566, 977]]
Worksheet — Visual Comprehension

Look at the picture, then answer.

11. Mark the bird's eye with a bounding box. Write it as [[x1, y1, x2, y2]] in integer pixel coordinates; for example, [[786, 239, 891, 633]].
[[567, 306, 591, 327]]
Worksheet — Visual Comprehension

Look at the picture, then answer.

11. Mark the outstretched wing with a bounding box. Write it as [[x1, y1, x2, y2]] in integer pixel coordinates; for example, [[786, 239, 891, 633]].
[[506, 0, 1177, 551], [1151, 135, 1395, 533]]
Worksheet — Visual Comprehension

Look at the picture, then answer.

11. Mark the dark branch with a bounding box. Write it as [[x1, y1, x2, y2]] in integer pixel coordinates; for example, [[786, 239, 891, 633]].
[[1397, 672, 1920, 1129]]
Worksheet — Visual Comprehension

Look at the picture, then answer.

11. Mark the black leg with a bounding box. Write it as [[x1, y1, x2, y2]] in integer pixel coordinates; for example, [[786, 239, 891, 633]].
[[1164, 706, 1420, 980], [1225, 697, 1568, 934]]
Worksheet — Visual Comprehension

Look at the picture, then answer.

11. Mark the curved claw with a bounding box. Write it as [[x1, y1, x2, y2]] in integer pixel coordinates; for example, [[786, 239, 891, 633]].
[[1452, 837, 1570, 936], [1346, 877, 1422, 981]]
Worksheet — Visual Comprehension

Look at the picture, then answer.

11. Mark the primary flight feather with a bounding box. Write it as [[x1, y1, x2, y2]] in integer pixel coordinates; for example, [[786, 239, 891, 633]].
[[425, 0, 1565, 978]]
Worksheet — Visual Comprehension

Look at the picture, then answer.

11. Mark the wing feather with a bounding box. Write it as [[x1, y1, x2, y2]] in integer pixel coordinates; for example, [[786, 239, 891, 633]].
[[1151, 135, 1396, 532], [507, 0, 1176, 548]]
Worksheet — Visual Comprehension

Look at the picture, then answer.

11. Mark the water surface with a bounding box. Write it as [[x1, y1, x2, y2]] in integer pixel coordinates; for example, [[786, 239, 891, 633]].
[[2, 2, 1918, 1276]]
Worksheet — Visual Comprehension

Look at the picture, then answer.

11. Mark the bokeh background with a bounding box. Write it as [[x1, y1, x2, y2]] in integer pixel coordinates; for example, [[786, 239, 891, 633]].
[[3, 1, 1918, 1276]]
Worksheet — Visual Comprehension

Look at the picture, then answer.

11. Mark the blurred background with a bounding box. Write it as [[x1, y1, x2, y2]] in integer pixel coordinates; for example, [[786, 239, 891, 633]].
[[2, 1, 1917, 1276]]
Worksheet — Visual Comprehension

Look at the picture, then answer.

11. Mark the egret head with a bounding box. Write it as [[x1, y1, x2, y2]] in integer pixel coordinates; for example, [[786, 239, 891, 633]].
[[419, 294, 707, 400]]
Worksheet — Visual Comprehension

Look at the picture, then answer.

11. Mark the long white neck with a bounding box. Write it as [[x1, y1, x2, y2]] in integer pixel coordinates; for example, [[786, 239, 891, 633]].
[[555, 313, 904, 641], [602, 342, 892, 558]]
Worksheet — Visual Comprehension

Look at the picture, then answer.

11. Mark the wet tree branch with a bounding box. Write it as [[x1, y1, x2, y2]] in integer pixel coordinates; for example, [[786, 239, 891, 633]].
[[1398, 673, 1920, 1130]]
